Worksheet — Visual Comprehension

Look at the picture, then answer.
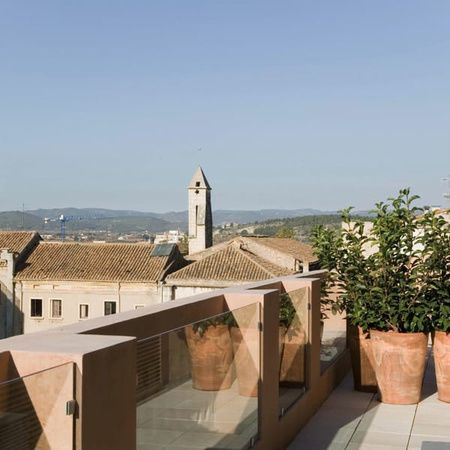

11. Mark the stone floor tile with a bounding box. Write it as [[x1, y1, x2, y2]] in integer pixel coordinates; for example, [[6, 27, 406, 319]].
[[346, 443, 406, 450], [137, 445, 166, 450], [303, 406, 365, 431], [407, 434, 450, 450], [349, 430, 410, 447], [170, 431, 232, 448], [411, 423, 450, 438], [137, 428, 184, 445], [138, 417, 198, 432], [288, 438, 347, 449], [161, 446, 206, 450], [356, 404, 416, 434], [291, 422, 356, 446]]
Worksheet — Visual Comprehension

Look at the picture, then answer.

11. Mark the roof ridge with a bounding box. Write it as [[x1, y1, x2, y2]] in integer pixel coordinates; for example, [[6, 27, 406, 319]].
[[236, 247, 278, 278], [38, 241, 153, 246], [166, 244, 242, 278], [0, 230, 36, 234]]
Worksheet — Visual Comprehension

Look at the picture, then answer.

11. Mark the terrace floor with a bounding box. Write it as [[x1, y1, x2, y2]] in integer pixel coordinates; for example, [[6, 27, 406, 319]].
[[135, 317, 348, 450], [289, 351, 450, 450], [137, 379, 258, 450]]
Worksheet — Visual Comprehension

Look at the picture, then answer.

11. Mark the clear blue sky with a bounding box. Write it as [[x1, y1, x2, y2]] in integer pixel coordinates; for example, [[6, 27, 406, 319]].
[[1, 1, 449, 212]]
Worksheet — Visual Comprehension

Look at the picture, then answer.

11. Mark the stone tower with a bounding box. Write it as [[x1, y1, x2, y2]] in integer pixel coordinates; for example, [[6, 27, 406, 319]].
[[188, 167, 213, 255]]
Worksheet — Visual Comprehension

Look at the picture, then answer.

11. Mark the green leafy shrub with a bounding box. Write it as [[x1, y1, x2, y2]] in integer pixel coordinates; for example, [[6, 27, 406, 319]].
[[417, 209, 450, 332], [312, 188, 449, 333]]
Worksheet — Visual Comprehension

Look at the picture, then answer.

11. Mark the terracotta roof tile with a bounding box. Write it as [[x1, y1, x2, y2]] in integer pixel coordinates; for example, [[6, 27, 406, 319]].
[[243, 237, 317, 262], [0, 231, 40, 255], [15, 242, 176, 282], [167, 245, 292, 282]]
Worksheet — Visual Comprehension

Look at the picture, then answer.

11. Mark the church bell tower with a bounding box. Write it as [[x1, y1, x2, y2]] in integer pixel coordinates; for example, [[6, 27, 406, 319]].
[[188, 167, 213, 255]]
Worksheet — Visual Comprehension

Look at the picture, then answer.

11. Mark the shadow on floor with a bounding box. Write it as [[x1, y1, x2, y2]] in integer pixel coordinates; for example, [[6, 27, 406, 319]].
[[421, 444, 450, 450]]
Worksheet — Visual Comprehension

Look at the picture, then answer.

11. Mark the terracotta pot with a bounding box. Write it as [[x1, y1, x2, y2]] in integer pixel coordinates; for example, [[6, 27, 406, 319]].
[[185, 324, 235, 391], [433, 331, 450, 403], [370, 330, 428, 404], [347, 323, 377, 393], [280, 324, 306, 385], [230, 327, 259, 397]]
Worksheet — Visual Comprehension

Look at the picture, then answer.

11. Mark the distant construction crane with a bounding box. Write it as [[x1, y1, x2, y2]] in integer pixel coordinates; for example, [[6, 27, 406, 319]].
[[44, 214, 107, 241]]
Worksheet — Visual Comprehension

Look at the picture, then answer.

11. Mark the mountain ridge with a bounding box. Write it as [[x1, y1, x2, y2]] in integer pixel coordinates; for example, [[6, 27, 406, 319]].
[[0, 207, 368, 233]]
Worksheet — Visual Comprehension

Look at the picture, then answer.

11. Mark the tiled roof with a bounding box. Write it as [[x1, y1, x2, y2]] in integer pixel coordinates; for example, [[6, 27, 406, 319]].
[[167, 244, 292, 282], [187, 237, 317, 264], [0, 231, 41, 255], [15, 242, 177, 282], [242, 237, 317, 262]]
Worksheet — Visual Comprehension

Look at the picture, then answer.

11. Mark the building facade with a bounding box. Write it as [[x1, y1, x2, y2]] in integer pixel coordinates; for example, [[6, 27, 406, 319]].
[[0, 231, 41, 338], [9, 241, 185, 335]]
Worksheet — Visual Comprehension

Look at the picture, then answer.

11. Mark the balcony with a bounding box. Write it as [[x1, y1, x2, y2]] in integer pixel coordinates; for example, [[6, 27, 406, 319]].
[[0, 271, 446, 449], [289, 350, 450, 450]]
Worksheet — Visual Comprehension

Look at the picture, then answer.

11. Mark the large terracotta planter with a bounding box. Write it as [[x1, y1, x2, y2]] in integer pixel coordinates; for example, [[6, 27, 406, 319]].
[[280, 324, 306, 385], [185, 324, 235, 391], [347, 323, 377, 393], [230, 327, 259, 397], [433, 331, 450, 403], [370, 330, 428, 404]]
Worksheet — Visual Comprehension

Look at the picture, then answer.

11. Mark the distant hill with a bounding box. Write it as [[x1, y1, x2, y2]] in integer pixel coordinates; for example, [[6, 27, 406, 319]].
[[0, 209, 173, 234], [27, 207, 341, 228], [30, 208, 158, 219], [154, 208, 339, 225], [211, 209, 336, 224], [0, 207, 360, 234], [0, 211, 43, 230]]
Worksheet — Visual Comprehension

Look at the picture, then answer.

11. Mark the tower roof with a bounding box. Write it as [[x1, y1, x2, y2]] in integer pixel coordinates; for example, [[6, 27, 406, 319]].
[[189, 166, 211, 190]]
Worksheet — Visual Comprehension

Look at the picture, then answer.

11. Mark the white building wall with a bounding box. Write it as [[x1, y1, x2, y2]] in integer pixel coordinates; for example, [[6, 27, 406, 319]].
[[16, 281, 162, 334], [163, 285, 223, 302], [173, 286, 216, 300]]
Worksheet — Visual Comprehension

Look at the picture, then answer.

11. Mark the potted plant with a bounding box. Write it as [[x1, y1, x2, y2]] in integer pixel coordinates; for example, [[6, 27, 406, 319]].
[[367, 189, 430, 404], [311, 215, 377, 392], [185, 314, 235, 391], [419, 208, 450, 402]]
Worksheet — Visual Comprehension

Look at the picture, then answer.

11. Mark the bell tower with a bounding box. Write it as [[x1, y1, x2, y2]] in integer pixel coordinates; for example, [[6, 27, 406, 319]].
[[188, 167, 213, 254]]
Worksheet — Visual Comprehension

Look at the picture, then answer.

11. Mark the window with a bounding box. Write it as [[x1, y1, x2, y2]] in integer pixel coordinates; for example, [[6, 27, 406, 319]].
[[50, 299, 62, 318], [79, 304, 89, 319], [30, 299, 43, 318], [195, 181, 200, 187], [104, 301, 117, 316], [134, 305, 144, 310]]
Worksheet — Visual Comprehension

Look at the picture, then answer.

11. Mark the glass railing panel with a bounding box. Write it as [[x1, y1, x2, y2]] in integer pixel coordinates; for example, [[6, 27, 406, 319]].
[[136, 303, 260, 450], [320, 278, 347, 373], [0, 362, 75, 450], [278, 287, 309, 416]]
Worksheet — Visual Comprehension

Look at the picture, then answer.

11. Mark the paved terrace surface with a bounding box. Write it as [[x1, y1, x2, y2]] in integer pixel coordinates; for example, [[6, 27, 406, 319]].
[[289, 351, 450, 450], [137, 379, 258, 450]]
